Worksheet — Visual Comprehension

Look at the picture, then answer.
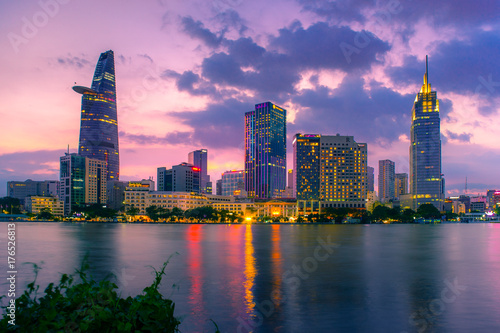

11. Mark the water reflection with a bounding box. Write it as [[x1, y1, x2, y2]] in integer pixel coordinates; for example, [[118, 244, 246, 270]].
[[244, 224, 256, 315]]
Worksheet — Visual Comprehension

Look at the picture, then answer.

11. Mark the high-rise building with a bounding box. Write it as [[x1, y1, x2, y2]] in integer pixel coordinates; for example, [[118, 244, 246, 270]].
[[221, 170, 245, 196], [216, 179, 222, 195], [74, 50, 119, 181], [367, 166, 375, 192], [157, 163, 200, 193], [409, 56, 444, 211], [59, 153, 107, 215], [294, 134, 368, 209], [245, 102, 287, 199], [188, 149, 210, 193], [378, 160, 395, 203], [395, 173, 408, 199]]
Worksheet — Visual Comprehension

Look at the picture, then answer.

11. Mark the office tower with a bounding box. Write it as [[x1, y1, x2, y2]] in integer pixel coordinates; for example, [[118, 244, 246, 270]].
[[7, 180, 59, 201], [409, 56, 444, 211], [395, 173, 408, 199], [74, 50, 119, 180], [156, 163, 200, 193], [245, 102, 287, 199], [367, 166, 375, 192], [60, 153, 107, 215], [106, 180, 127, 211], [221, 170, 245, 196], [294, 134, 368, 209], [188, 149, 210, 193], [378, 160, 395, 203]]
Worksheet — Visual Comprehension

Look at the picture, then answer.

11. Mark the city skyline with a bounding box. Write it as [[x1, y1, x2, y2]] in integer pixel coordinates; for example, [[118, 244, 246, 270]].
[[1, 1, 499, 197]]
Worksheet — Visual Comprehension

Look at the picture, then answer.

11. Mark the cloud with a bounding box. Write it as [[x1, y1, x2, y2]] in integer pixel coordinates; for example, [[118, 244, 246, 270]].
[[55, 54, 91, 69], [291, 75, 413, 145], [214, 9, 248, 34], [445, 131, 472, 143], [180, 16, 225, 48], [0, 150, 64, 197]]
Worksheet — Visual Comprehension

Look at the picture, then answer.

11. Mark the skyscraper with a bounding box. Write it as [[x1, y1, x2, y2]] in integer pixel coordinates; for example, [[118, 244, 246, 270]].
[[156, 163, 200, 193], [221, 170, 245, 196], [367, 166, 375, 192], [245, 102, 287, 199], [188, 149, 210, 193], [378, 159, 395, 203], [409, 56, 444, 211], [74, 50, 119, 180], [294, 134, 368, 209]]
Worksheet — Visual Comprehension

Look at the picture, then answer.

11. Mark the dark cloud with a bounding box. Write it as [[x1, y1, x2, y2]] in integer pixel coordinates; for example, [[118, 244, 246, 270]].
[[270, 21, 390, 71], [214, 9, 248, 34], [166, 98, 255, 149], [291, 75, 413, 146], [180, 16, 225, 48], [445, 131, 472, 143], [386, 30, 500, 115], [297, 0, 500, 27]]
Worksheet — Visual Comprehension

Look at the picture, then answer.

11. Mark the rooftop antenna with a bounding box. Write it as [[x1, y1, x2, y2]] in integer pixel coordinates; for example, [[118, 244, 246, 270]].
[[67, 144, 70, 155], [465, 176, 468, 195], [426, 55, 428, 82]]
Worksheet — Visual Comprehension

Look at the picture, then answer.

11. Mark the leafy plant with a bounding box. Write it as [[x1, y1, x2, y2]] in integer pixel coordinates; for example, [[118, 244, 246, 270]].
[[0, 256, 219, 332]]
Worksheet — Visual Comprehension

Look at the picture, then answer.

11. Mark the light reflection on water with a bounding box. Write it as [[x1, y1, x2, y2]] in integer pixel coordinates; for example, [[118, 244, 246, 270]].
[[1, 222, 500, 332]]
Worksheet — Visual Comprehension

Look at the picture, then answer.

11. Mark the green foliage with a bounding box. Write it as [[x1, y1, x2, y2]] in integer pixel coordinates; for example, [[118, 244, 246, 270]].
[[126, 206, 140, 216], [78, 204, 118, 219], [495, 206, 500, 216], [36, 207, 54, 220], [400, 208, 416, 222], [0, 197, 22, 214], [0, 258, 185, 332], [416, 203, 441, 219]]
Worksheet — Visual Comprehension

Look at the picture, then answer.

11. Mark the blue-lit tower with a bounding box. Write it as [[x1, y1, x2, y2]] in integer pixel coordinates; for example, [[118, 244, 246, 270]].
[[409, 56, 444, 211], [245, 102, 287, 199], [73, 50, 119, 180]]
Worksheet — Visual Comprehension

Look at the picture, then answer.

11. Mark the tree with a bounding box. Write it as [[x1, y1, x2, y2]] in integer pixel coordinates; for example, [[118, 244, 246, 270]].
[[146, 205, 160, 221], [37, 207, 54, 220], [79, 204, 117, 219], [401, 208, 416, 222], [170, 207, 184, 221], [495, 206, 500, 216], [0, 197, 22, 214], [126, 206, 140, 216], [417, 203, 441, 219]]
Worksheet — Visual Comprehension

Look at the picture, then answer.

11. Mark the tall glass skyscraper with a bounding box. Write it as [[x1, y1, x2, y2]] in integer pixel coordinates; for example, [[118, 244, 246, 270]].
[[245, 102, 287, 199], [378, 159, 395, 203], [409, 56, 444, 211], [188, 149, 210, 194], [73, 50, 119, 180]]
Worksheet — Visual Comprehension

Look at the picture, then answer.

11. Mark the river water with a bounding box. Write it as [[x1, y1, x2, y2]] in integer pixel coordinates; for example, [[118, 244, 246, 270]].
[[1, 222, 500, 332]]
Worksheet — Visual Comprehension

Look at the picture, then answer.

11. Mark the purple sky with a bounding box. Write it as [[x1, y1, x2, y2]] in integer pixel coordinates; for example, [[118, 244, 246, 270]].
[[1, 0, 499, 197]]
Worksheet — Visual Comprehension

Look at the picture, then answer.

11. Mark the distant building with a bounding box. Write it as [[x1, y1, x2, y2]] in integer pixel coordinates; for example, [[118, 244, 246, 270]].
[[60, 153, 107, 215], [74, 50, 119, 180], [221, 170, 245, 196], [409, 56, 444, 211], [25, 196, 64, 216], [367, 166, 375, 192], [294, 133, 368, 212], [7, 180, 59, 202], [486, 190, 497, 208], [188, 149, 210, 194], [107, 180, 127, 211], [470, 201, 486, 213], [206, 181, 213, 195], [124, 191, 212, 215], [157, 163, 200, 193], [395, 173, 408, 200], [379, 160, 395, 203], [366, 191, 378, 211], [216, 179, 222, 196], [245, 102, 287, 199]]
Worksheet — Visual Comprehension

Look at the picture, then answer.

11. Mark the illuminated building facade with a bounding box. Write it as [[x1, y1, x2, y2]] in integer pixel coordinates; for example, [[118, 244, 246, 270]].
[[7, 180, 59, 201], [74, 50, 119, 181], [221, 170, 245, 196], [409, 56, 444, 210], [294, 134, 368, 210], [25, 196, 64, 216], [188, 149, 210, 194], [378, 159, 395, 203], [157, 163, 200, 193], [245, 102, 287, 199], [395, 173, 408, 199], [59, 153, 107, 215]]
